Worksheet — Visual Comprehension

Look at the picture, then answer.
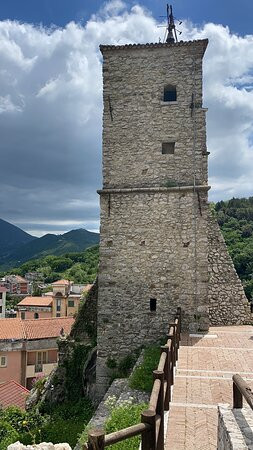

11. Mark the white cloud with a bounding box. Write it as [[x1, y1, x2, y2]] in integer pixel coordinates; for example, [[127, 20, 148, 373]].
[[0, 2, 253, 235]]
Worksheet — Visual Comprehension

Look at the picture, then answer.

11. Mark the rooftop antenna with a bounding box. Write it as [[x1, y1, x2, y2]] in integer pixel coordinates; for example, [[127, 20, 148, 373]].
[[158, 4, 182, 43], [167, 4, 176, 43]]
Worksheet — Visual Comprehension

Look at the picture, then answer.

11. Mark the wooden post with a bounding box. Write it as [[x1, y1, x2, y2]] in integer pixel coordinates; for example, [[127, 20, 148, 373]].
[[87, 429, 105, 449], [153, 370, 164, 450], [177, 307, 182, 339], [167, 336, 174, 386], [141, 409, 156, 450], [161, 345, 170, 410], [174, 316, 180, 361], [169, 324, 176, 367], [233, 381, 243, 408]]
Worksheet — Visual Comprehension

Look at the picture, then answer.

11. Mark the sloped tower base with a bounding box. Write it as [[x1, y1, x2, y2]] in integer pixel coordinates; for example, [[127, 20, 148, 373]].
[[208, 214, 251, 325]]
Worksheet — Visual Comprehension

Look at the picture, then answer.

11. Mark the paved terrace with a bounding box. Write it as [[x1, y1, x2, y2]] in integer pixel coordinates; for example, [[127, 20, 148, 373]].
[[165, 325, 253, 449]]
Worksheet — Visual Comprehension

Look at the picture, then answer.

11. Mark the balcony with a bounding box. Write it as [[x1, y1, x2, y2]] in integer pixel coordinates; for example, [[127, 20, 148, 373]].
[[35, 363, 43, 373]]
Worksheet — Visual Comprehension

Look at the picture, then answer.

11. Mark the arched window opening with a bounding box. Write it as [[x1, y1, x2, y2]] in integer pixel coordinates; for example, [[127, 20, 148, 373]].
[[55, 292, 63, 297], [34, 312, 39, 319], [164, 85, 177, 102]]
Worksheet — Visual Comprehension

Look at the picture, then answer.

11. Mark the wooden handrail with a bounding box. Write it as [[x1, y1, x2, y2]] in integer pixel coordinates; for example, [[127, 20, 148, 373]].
[[105, 422, 151, 446], [149, 378, 161, 411], [85, 307, 182, 450], [232, 374, 253, 410]]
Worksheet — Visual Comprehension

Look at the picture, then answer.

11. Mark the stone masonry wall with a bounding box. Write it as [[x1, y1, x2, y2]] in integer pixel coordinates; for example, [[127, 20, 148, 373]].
[[208, 213, 251, 325], [96, 40, 210, 399], [217, 405, 253, 449], [96, 186, 209, 397], [101, 41, 208, 189], [96, 38, 251, 399]]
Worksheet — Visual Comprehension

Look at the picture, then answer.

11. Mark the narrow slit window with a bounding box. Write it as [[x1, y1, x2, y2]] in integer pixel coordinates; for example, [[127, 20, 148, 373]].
[[162, 142, 175, 154], [164, 85, 177, 102], [150, 298, 157, 312]]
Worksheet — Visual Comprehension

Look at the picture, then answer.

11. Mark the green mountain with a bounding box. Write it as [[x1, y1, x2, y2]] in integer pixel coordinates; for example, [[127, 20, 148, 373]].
[[0, 226, 99, 270], [0, 218, 36, 258]]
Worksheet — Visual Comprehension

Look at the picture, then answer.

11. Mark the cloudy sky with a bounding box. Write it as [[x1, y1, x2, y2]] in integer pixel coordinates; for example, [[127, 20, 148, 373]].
[[0, 0, 253, 237]]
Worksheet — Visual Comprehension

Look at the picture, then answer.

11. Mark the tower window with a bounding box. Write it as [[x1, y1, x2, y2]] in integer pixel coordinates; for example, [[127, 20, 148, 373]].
[[34, 312, 39, 319], [162, 142, 175, 154], [150, 298, 157, 312], [164, 85, 177, 102], [0, 356, 7, 367]]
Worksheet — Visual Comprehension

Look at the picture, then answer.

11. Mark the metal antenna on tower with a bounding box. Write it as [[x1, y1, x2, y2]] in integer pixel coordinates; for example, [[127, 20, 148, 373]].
[[158, 4, 182, 43], [167, 4, 177, 43]]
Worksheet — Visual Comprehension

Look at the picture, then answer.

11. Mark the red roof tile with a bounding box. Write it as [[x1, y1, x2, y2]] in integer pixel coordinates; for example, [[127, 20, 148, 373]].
[[17, 296, 53, 307], [0, 380, 29, 409], [7, 275, 27, 283], [0, 317, 74, 340], [23, 317, 74, 339], [52, 279, 70, 286], [0, 318, 24, 339]]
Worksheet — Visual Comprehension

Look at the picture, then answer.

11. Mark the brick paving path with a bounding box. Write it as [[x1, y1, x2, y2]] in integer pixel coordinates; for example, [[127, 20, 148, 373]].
[[165, 325, 253, 449]]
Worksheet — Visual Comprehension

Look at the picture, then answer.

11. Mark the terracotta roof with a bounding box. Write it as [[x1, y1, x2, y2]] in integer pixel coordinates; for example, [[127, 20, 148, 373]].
[[52, 279, 71, 286], [7, 275, 27, 283], [17, 296, 53, 307], [0, 317, 74, 340], [23, 317, 74, 340], [0, 380, 29, 409], [100, 39, 208, 53], [0, 318, 24, 339]]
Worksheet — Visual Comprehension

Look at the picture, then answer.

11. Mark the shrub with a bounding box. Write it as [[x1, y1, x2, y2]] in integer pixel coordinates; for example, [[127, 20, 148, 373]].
[[129, 345, 162, 392], [0, 420, 19, 449], [40, 398, 94, 448]]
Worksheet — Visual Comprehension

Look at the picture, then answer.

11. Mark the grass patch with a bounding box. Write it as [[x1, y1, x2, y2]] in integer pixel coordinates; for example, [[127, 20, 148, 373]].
[[129, 345, 162, 393], [79, 398, 148, 449], [105, 402, 148, 450]]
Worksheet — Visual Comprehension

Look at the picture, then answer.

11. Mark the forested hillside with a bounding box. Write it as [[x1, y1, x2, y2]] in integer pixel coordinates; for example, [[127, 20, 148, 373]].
[[1, 245, 99, 284], [0, 228, 99, 269], [214, 197, 253, 300]]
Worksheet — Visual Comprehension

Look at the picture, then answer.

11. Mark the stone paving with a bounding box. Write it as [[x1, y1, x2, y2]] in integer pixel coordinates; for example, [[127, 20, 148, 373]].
[[165, 325, 253, 450]]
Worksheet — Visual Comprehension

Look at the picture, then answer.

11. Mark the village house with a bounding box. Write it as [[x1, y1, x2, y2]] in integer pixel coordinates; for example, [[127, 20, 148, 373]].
[[16, 296, 53, 320], [43, 279, 93, 317], [16, 279, 92, 319], [0, 316, 74, 390], [0, 380, 29, 410], [2, 275, 29, 295]]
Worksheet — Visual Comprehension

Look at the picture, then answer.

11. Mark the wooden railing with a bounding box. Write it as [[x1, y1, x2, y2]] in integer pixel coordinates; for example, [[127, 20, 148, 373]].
[[232, 374, 253, 410], [84, 307, 182, 450]]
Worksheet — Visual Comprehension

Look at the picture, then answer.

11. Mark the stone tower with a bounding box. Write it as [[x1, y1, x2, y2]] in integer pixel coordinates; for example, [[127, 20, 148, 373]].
[[96, 39, 251, 397]]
